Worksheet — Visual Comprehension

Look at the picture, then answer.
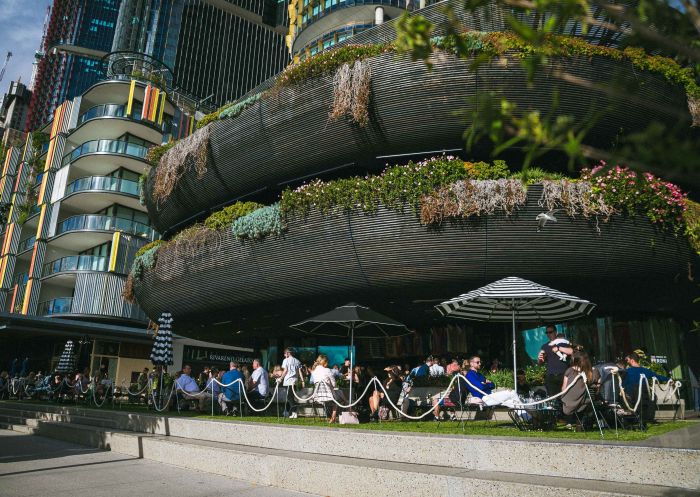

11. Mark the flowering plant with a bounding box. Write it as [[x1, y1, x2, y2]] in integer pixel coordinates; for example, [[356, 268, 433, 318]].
[[581, 162, 687, 232]]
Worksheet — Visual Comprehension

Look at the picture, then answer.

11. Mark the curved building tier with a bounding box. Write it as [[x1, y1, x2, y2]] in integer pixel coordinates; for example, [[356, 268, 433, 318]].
[[143, 50, 691, 234]]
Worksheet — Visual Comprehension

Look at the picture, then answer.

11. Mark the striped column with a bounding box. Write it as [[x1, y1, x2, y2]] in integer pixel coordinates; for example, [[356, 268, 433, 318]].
[[21, 102, 72, 315]]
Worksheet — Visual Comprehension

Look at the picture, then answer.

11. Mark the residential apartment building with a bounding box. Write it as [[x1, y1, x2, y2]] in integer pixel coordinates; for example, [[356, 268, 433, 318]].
[[0, 81, 31, 148]]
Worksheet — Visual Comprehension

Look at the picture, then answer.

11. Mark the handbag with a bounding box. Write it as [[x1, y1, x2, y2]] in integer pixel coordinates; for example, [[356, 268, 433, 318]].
[[378, 405, 390, 420], [339, 411, 359, 424]]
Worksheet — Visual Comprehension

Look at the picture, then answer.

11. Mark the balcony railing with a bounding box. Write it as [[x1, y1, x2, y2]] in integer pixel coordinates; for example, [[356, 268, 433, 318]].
[[43, 255, 108, 278], [17, 236, 36, 253], [65, 176, 139, 198], [37, 297, 73, 316], [56, 214, 158, 241], [62, 139, 149, 167], [78, 103, 172, 132]]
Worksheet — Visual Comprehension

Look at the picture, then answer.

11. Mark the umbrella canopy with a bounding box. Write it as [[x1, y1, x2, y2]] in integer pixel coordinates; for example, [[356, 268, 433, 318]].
[[56, 340, 76, 373], [437, 277, 596, 394], [150, 312, 174, 367], [291, 302, 409, 338], [291, 303, 409, 403]]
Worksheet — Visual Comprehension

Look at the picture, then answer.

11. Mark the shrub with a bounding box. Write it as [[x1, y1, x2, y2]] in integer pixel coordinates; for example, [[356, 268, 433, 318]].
[[204, 201, 264, 231], [539, 179, 614, 219], [231, 204, 285, 241], [511, 167, 564, 185], [464, 160, 510, 180], [524, 364, 546, 386], [684, 200, 700, 254], [135, 239, 164, 259], [484, 368, 515, 390]]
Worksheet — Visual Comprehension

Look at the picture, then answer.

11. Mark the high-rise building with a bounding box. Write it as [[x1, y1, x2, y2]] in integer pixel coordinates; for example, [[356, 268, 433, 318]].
[[27, 0, 122, 131], [0, 81, 32, 148], [111, 0, 288, 108]]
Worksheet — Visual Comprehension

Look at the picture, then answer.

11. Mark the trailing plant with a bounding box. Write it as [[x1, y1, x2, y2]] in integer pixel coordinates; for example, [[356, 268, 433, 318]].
[[158, 224, 220, 262], [329, 61, 372, 126], [135, 239, 165, 259], [152, 126, 212, 203], [196, 93, 263, 130], [580, 163, 687, 233], [231, 204, 285, 241], [684, 200, 700, 255], [138, 171, 148, 205], [419, 179, 526, 225], [539, 179, 614, 220], [123, 274, 136, 303], [16, 202, 32, 225], [203, 201, 264, 231]]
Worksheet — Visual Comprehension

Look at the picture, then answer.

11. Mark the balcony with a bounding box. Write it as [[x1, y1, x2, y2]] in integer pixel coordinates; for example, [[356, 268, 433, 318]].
[[43, 255, 108, 278], [17, 236, 36, 253], [61, 139, 149, 168], [37, 297, 73, 316], [72, 104, 172, 145], [56, 214, 158, 240]]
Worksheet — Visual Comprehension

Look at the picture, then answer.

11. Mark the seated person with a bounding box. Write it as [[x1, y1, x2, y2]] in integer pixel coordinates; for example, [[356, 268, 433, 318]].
[[219, 362, 243, 414], [369, 366, 402, 421], [516, 369, 531, 394], [176, 364, 206, 411], [409, 357, 432, 378], [310, 354, 339, 423], [247, 359, 269, 402], [561, 351, 601, 420], [464, 356, 520, 407], [432, 371, 470, 420], [622, 353, 670, 395]]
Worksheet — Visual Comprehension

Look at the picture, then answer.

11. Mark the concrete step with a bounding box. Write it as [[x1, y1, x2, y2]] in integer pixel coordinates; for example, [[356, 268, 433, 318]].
[[0, 406, 119, 429], [0, 420, 35, 435], [14, 419, 699, 497]]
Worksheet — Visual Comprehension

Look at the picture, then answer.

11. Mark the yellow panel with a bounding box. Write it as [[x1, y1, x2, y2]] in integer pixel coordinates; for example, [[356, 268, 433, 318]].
[[20, 278, 32, 314], [126, 79, 136, 117], [34, 204, 47, 238], [157, 92, 166, 125], [108, 232, 120, 272]]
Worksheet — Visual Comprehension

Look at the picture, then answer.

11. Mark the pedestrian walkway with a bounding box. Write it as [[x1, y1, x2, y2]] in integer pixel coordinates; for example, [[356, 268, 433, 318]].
[[0, 430, 318, 497]]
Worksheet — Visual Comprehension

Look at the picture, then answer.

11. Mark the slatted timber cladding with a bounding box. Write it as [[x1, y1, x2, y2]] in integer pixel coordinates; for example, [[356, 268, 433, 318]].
[[144, 52, 690, 233], [73, 272, 147, 321]]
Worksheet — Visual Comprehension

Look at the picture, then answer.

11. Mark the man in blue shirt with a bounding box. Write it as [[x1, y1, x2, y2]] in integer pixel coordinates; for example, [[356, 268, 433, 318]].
[[622, 353, 670, 394], [410, 357, 432, 378], [176, 365, 205, 411], [464, 356, 494, 399], [219, 361, 243, 415]]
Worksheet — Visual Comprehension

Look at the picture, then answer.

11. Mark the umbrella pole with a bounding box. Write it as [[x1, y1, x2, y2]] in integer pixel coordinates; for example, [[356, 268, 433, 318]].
[[512, 301, 517, 396], [349, 324, 354, 408]]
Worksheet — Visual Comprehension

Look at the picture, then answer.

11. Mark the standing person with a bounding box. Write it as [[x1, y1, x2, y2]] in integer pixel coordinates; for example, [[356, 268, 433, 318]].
[[219, 362, 243, 415], [538, 325, 572, 396], [281, 347, 304, 418], [247, 358, 269, 402]]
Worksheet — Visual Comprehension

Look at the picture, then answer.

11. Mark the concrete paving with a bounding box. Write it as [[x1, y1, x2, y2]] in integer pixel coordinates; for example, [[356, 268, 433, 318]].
[[0, 430, 319, 497]]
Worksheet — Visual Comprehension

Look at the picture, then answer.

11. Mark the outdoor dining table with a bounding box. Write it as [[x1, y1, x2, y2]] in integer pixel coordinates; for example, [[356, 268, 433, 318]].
[[508, 404, 558, 431]]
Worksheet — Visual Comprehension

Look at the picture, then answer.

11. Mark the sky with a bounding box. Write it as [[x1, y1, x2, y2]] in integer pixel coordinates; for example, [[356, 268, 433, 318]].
[[0, 0, 53, 92]]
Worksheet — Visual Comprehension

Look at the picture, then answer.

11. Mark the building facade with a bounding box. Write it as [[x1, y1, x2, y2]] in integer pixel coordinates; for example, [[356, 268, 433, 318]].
[[27, 0, 122, 131], [111, 0, 288, 108], [0, 81, 32, 148]]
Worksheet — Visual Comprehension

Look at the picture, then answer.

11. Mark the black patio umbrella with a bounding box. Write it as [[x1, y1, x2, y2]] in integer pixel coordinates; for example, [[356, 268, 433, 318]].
[[436, 277, 596, 394], [291, 303, 409, 403], [56, 340, 76, 373], [150, 312, 174, 367]]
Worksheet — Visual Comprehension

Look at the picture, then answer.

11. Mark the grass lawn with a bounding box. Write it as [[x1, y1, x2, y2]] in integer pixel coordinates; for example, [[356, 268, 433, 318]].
[[2, 399, 691, 442]]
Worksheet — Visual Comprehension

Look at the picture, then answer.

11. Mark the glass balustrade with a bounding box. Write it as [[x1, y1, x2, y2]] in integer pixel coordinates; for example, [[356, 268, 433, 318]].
[[37, 297, 73, 316], [62, 140, 149, 167], [56, 214, 158, 241], [65, 176, 139, 197], [77, 103, 173, 133], [17, 236, 36, 253], [42, 255, 108, 277]]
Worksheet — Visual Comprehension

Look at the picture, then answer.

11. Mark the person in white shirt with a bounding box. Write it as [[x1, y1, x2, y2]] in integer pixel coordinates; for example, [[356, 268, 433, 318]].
[[247, 359, 269, 401], [310, 354, 339, 423], [281, 348, 304, 418], [429, 357, 445, 377]]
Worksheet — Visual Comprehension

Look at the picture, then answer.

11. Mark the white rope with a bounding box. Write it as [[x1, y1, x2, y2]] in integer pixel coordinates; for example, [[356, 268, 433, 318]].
[[120, 380, 150, 396], [149, 377, 177, 412], [211, 378, 281, 413], [290, 378, 383, 409], [512, 372, 587, 407], [91, 380, 113, 408]]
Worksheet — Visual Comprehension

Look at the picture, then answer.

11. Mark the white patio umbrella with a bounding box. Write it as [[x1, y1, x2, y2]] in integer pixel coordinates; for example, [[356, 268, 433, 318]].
[[436, 277, 596, 394], [56, 340, 76, 373], [150, 312, 174, 367]]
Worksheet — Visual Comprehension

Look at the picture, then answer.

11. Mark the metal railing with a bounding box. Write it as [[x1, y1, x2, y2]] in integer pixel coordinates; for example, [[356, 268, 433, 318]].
[[56, 215, 158, 241], [37, 297, 73, 316], [42, 255, 108, 278], [65, 176, 139, 198], [62, 140, 149, 167]]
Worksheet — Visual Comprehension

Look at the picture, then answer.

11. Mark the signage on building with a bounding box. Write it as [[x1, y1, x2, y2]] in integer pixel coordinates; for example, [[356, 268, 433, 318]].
[[650, 355, 668, 364], [183, 345, 255, 365]]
